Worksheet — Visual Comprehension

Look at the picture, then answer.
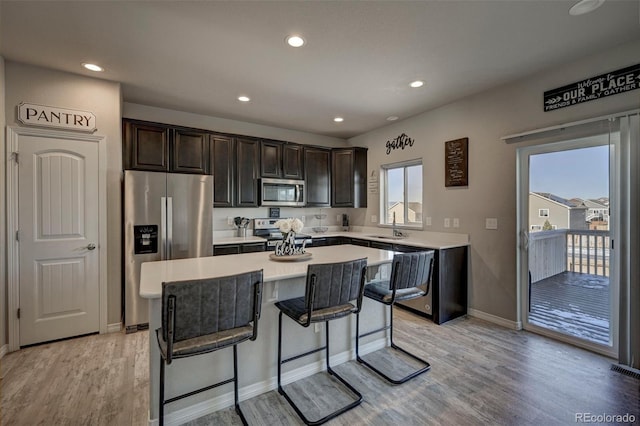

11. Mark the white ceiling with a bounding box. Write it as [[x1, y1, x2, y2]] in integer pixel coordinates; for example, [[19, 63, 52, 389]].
[[1, 1, 639, 139]]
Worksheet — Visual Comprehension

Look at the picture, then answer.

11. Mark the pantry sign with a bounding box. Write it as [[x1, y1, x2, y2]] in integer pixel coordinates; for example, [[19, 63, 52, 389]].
[[18, 103, 97, 132], [544, 63, 640, 112]]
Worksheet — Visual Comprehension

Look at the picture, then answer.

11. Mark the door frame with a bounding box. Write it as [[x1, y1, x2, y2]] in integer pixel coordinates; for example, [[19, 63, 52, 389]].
[[515, 120, 620, 358], [6, 126, 108, 352]]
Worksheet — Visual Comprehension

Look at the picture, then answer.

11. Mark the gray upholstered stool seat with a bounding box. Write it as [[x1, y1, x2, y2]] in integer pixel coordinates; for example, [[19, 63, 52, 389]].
[[276, 258, 367, 426], [363, 280, 426, 303], [356, 251, 434, 385], [156, 270, 263, 426], [156, 325, 254, 359], [276, 297, 356, 324]]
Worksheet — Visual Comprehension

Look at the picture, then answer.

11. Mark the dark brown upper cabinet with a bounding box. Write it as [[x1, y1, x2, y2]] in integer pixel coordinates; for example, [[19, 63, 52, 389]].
[[171, 128, 210, 174], [282, 143, 304, 179], [123, 120, 170, 171], [123, 119, 210, 175], [260, 140, 304, 180], [211, 135, 235, 207], [260, 140, 282, 178], [331, 147, 367, 208], [304, 146, 331, 207], [235, 137, 260, 207]]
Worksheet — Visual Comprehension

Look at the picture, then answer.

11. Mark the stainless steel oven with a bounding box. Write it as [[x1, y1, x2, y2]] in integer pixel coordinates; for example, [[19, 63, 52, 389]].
[[260, 178, 305, 207], [253, 218, 313, 251]]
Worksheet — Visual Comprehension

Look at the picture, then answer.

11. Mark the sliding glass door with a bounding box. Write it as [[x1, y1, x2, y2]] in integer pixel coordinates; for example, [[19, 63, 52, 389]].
[[517, 120, 619, 356]]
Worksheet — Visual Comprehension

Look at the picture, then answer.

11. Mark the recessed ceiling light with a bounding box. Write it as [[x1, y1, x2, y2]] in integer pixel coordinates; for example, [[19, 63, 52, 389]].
[[333, 117, 344, 123], [386, 116, 399, 121], [286, 35, 305, 48], [238, 96, 251, 102], [569, 0, 605, 15], [82, 63, 104, 72], [409, 80, 424, 88]]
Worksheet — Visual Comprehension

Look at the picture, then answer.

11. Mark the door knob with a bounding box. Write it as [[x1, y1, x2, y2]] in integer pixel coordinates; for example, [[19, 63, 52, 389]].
[[87, 243, 96, 250]]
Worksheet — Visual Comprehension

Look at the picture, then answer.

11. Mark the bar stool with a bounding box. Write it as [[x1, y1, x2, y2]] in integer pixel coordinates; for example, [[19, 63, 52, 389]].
[[156, 270, 263, 426], [356, 251, 434, 384], [276, 258, 367, 425]]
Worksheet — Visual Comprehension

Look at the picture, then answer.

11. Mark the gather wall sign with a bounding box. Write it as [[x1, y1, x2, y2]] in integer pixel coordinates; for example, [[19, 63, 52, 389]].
[[385, 133, 414, 155]]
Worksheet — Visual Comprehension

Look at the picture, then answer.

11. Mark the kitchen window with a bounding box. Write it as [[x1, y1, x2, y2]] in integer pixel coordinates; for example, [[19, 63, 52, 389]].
[[381, 159, 423, 227]]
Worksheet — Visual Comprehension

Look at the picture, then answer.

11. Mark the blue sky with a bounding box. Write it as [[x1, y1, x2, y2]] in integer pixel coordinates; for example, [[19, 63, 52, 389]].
[[529, 145, 609, 200]]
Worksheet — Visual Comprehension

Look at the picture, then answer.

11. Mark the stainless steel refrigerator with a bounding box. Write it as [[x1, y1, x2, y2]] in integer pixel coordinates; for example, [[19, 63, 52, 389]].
[[124, 170, 213, 333]]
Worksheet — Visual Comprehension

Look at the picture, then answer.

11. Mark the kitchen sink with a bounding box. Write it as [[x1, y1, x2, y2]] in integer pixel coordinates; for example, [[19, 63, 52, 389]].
[[367, 235, 407, 240]]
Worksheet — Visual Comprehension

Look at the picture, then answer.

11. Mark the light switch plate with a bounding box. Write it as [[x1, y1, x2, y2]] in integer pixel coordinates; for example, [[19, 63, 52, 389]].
[[227, 217, 233, 226], [444, 218, 451, 228], [486, 218, 498, 229], [371, 215, 377, 223], [337, 214, 341, 222], [453, 218, 460, 228], [425, 217, 432, 226]]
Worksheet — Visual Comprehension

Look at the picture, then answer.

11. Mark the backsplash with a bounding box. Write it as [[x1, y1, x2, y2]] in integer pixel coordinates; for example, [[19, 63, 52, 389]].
[[213, 207, 366, 237]]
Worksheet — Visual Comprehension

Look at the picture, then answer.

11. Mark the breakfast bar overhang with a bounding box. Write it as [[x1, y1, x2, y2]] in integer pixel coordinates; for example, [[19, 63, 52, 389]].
[[140, 245, 396, 423]]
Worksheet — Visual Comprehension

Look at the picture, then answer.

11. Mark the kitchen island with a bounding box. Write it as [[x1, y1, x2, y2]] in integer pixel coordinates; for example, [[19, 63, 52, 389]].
[[140, 245, 395, 424]]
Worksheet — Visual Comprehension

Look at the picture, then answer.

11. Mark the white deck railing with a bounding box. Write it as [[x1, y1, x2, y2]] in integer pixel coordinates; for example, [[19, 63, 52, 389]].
[[529, 229, 609, 283]]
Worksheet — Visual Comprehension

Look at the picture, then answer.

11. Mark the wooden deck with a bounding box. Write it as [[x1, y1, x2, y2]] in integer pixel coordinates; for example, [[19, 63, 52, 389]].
[[529, 272, 610, 345]]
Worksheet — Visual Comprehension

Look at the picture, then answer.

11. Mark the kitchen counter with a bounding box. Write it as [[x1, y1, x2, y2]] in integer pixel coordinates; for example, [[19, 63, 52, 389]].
[[212, 229, 469, 250], [141, 245, 394, 422]]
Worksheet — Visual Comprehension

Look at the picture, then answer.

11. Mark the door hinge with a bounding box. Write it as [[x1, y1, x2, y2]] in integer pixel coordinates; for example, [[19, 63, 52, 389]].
[[11, 151, 19, 164], [15, 230, 20, 242], [611, 239, 614, 250], [17, 308, 20, 319]]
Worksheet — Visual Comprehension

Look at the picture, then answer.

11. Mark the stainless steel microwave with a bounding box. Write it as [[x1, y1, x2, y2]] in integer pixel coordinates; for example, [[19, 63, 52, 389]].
[[260, 178, 305, 207]]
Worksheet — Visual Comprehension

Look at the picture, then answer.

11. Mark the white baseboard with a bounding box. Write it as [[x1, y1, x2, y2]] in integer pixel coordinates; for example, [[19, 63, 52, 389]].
[[0, 344, 8, 359], [149, 337, 387, 426], [468, 308, 522, 330], [107, 323, 122, 333]]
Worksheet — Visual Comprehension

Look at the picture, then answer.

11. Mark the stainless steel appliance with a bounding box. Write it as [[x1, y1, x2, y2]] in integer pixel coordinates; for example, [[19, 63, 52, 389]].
[[260, 178, 305, 207], [253, 218, 313, 250], [124, 170, 213, 333]]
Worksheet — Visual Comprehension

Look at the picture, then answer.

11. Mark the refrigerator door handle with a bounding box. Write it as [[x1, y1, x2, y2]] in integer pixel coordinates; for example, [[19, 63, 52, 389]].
[[167, 196, 173, 259], [160, 197, 167, 260]]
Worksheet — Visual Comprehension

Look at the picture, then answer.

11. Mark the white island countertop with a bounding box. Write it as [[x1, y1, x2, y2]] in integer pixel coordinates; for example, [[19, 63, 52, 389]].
[[140, 244, 395, 298]]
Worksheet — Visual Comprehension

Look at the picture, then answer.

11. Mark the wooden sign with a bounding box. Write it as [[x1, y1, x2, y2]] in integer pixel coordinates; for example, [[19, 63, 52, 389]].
[[18, 102, 97, 132], [445, 138, 468, 187], [544, 63, 640, 112]]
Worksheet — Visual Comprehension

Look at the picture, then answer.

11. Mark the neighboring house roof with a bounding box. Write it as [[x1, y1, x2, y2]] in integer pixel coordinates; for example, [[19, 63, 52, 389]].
[[408, 202, 422, 215], [532, 192, 587, 209], [584, 198, 608, 209]]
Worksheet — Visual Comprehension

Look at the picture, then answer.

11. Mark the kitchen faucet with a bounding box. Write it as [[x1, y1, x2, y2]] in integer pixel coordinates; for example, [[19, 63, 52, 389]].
[[392, 212, 403, 237]]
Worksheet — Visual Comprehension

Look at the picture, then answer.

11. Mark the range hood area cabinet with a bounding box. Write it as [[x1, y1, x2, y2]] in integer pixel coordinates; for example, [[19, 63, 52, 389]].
[[123, 119, 210, 175], [331, 147, 367, 208], [260, 139, 304, 180]]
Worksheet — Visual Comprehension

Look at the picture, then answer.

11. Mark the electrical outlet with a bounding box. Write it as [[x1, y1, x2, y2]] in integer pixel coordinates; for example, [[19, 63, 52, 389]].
[[337, 214, 341, 223], [227, 217, 233, 226], [301, 215, 305, 224], [425, 217, 432, 226], [371, 215, 377, 223], [314, 323, 321, 333], [453, 218, 460, 228], [444, 218, 451, 228], [486, 218, 498, 230]]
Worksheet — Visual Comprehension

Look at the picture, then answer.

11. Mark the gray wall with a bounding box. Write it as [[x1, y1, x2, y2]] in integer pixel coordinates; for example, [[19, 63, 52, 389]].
[[349, 39, 640, 322], [4, 62, 123, 327]]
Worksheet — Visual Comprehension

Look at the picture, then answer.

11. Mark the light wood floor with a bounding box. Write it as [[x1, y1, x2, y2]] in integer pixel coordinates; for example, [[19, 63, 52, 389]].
[[1, 309, 638, 425]]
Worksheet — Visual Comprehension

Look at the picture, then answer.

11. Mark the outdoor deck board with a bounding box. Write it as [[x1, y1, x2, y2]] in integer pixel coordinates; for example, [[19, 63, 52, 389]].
[[529, 272, 610, 345]]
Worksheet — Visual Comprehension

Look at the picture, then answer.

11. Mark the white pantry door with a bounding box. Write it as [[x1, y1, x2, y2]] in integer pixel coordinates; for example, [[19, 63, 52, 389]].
[[18, 133, 100, 346]]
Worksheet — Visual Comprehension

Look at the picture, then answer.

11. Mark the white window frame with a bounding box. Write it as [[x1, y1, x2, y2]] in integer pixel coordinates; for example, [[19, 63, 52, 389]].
[[539, 208, 549, 217], [380, 159, 423, 229]]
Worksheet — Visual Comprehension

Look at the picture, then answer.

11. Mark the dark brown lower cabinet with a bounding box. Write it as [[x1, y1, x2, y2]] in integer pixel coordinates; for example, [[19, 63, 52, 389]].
[[213, 242, 266, 256]]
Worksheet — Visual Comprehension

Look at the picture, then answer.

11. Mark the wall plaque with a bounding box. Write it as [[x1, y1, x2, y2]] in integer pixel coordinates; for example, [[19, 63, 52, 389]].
[[18, 102, 97, 132], [445, 138, 468, 187], [544, 63, 640, 112]]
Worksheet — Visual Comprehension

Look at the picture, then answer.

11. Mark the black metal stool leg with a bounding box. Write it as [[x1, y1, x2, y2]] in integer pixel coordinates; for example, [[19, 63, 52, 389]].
[[233, 345, 249, 426], [356, 303, 431, 385], [159, 358, 165, 426]]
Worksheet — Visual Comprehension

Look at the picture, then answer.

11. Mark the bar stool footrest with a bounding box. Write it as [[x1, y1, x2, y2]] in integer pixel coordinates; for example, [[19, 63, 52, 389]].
[[356, 342, 431, 385]]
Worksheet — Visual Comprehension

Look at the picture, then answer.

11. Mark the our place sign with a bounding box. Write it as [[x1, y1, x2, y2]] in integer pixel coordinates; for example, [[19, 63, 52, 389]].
[[18, 103, 97, 132], [544, 63, 640, 112]]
